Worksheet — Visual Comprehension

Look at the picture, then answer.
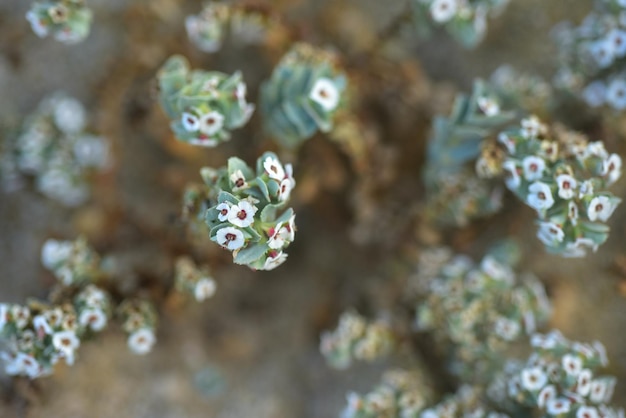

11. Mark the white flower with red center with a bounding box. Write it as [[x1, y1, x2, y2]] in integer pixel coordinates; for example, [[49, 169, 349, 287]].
[[268, 223, 288, 250], [430, 0, 457, 23], [128, 328, 156, 355], [502, 160, 521, 190], [602, 153, 622, 185], [79, 308, 108, 332], [194, 278, 216, 302], [607, 79, 626, 110], [216, 227, 245, 250], [494, 317, 520, 341], [215, 202, 232, 222], [537, 384, 557, 408], [568, 201, 579, 226], [52, 330, 80, 360], [556, 174, 577, 199], [527, 182, 555, 212], [562, 354, 583, 376], [540, 141, 559, 162], [230, 169, 249, 191], [521, 367, 547, 392], [546, 398, 572, 415], [477, 96, 500, 116], [590, 39, 615, 69], [199, 111, 224, 136], [522, 156, 546, 181], [587, 196, 617, 222], [16, 352, 41, 378], [577, 369, 593, 396], [563, 238, 598, 258], [263, 156, 285, 181], [521, 116, 546, 139], [589, 379, 609, 403], [498, 132, 516, 154], [278, 163, 296, 202], [227, 201, 257, 228], [44, 308, 63, 327], [12, 306, 30, 329], [33, 315, 53, 337], [578, 407, 600, 418], [309, 78, 340, 111], [263, 251, 288, 270], [181, 112, 200, 132]]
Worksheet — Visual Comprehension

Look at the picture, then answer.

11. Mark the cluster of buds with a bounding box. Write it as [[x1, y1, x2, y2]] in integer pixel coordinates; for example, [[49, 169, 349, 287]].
[[1, 93, 109, 206], [415, 244, 551, 381], [41, 237, 103, 286], [186, 3, 277, 53], [26, 0, 93, 44], [157, 55, 254, 147], [553, 1, 626, 110], [260, 43, 347, 148], [73, 285, 112, 334], [174, 257, 217, 302], [118, 299, 158, 356], [201, 152, 296, 270], [320, 311, 394, 370], [423, 81, 514, 226], [341, 369, 434, 418], [489, 330, 624, 417], [421, 385, 508, 418], [481, 117, 622, 257], [410, 0, 510, 48]]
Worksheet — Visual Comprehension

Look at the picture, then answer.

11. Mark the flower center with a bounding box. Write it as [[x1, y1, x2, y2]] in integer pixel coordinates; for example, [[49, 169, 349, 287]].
[[235, 178, 245, 187], [220, 208, 228, 216], [225, 233, 237, 242], [538, 192, 546, 200], [596, 204, 604, 212], [237, 210, 247, 220], [562, 181, 570, 189]]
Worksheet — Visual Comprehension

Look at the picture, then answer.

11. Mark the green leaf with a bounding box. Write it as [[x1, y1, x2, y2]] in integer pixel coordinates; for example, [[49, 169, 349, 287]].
[[234, 243, 268, 266], [218, 191, 239, 205]]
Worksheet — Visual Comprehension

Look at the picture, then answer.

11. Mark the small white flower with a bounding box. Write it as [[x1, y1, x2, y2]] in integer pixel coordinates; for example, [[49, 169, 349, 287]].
[[498, 132, 516, 154], [44, 308, 63, 327], [278, 178, 294, 201], [537, 385, 557, 408], [53, 97, 86, 134], [582, 81, 607, 108], [563, 238, 598, 258], [502, 160, 521, 190], [537, 222, 565, 246], [587, 196, 617, 222], [0, 304, 8, 332], [589, 379, 608, 403], [481, 256, 514, 283], [215, 202, 231, 222], [606, 79, 626, 110], [229, 169, 249, 191], [577, 369, 593, 396], [592, 340, 609, 366], [540, 141, 559, 162], [579, 180, 594, 199], [33, 315, 53, 336], [128, 328, 156, 355], [589, 39, 615, 69], [263, 156, 285, 181], [26, 10, 49, 38], [527, 182, 555, 212], [227, 201, 258, 228], [556, 174, 577, 199], [546, 398, 572, 415], [310, 78, 340, 112], [12, 306, 30, 329], [194, 278, 217, 302], [578, 407, 600, 418], [602, 153, 622, 185], [263, 251, 288, 270], [16, 353, 41, 378], [41, 239, 72, 269], [267, 217, 295, 250], [562, 354, 583, 376], [521, 116, 546, 139], [587, 141, 609, 159], [52, 330, 80, 358], [215, 227, 245, 250], [494, 317, 520, 341], [430, 0, 458, 23], [523, 156, 546, 181], [609, 29, 626, 57], [521, 367, 548, 391], [199, 111, 224, 135], [181, 112, 200, 132], [477, 96, 500, 116], [79, 308, 108, 332]]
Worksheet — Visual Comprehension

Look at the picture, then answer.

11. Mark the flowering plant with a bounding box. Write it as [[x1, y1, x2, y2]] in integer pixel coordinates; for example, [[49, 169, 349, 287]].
[[26, 0, 92, 44]]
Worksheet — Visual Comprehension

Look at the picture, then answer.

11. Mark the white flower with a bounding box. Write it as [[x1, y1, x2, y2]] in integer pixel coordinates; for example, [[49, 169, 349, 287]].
[[477, 96, 500, 116], [12, 306, 30, 329], [537, 385, 557, 408], [481, 256, 514, 283], [556, 174, 577, 199], [502, 160, 521, 190], [521, 116, 546, 138], [562, 354, 583, 376], [215, 202, 231, 222], [33, 315, 53, 336], [230, 169, 249, 191], [263, 156, 285, 181], [235, 82, 249, 109], [606, 79, 626, 110], [586, 141, 609, 159], [53, 97, 86, 134], [590, 379, 608, 403], [587, 196, 617, 222], [199, 111, 224, 135], [0, 304, 8, 332], [79, 308, 108, 332], [540, 141, 559, 162], [52, 330, 80, 362], [578, 407, 600, 418], [537, 222, 565, 246], [546, 398, 572, 415], [194, 278, 216, 301], [609, 29, 626, 57], [498, 132, 516, 154], [563, 238, 598, 258], [263, 251, 288, 271], [215, 227, 245, 250], [521, 367, 547, 391], [44, 308, 64, 327], [522, 156, 546, 181], [527, 182, 555, 212], [227, 201, 257, 228], [26, 10, 49, 38], [181, 112, 200, 132], [592, 340, 609, 366], [41, 239, 72, 269], [309, 78, 340, 111], [589, 39, 615, 69], [579, 180, 594, 199], [494, 317, 520, 341], [128, 328, 156, 355], [16, 352, 41, 378], [602, 153, 622, 185], [582, 81, 607, 108], [430, 0, 457, 23], [577, 369, 593, 396]]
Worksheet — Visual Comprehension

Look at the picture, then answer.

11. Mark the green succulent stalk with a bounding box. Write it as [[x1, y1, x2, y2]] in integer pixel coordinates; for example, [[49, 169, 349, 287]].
[[26, 0, 92, 44]]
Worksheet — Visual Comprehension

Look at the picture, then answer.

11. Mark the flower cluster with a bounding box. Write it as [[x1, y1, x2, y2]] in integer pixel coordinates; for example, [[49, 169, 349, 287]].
[[423, 81, 514, 226], [73, 285, 112, 333], [157, 55, 254, 147], [118, 299, 158, 356], [553, 1, 626, 110], [421, 385, 508, 418], [341, 369, 434, 418], [26, 0, 93, 44], [1, 93, 109, 206], [489, 330, 624, 417], [260, 43, 347, 148], [186, 3, 276, 53], [41, 237, 103, 286], [410, 0, 510, 48], [201, 152, 296, 270], [174, 257, 217, 302], [415, 245, 551, 381], [483, 117, 622, 257], [320, 311, 394, 370]]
